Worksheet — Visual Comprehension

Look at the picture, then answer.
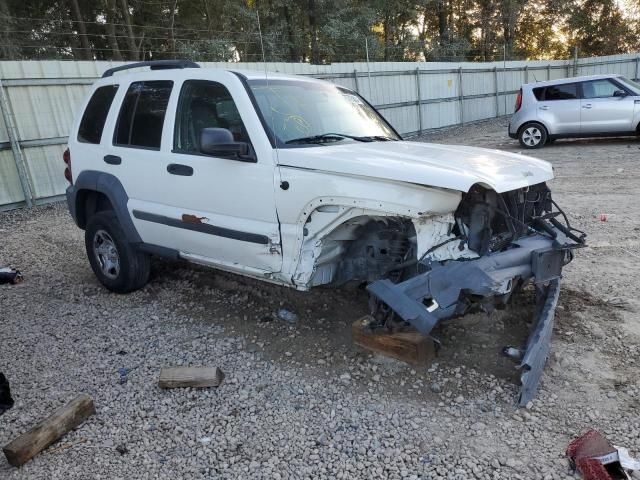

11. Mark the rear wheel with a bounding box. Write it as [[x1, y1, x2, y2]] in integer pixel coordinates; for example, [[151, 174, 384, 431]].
[[518, 122, 547, 149], [85, 211, 150, 293]]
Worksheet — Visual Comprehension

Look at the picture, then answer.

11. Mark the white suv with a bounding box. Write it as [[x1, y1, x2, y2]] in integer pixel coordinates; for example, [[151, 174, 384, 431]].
[[65, 60, 585, 404]]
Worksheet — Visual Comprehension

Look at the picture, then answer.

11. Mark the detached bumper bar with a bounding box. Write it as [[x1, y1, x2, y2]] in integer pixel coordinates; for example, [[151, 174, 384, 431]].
[[367, 230, 575, 405]]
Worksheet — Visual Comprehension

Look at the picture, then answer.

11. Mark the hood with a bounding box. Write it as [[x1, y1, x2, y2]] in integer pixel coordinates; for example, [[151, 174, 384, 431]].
[[276, 140, 554, 193]]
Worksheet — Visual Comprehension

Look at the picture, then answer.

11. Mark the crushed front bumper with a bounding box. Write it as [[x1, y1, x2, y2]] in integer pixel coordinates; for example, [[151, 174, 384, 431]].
[[367, 229, 577, 405]]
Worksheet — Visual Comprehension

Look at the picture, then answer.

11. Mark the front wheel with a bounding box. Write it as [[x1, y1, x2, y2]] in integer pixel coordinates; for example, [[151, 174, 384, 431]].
[[85, 211, 150, 293], [518, 123, 547, 149]]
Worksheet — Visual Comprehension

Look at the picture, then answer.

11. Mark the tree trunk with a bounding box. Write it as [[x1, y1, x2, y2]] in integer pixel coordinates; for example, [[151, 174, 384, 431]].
[[283, 5, 299, 62], [119, 0, 139, 60], [501, 0, 524, 60], [105, 0, 123, 61], [69, 0, 92, 59], [436, 0, 449, 49], [0, 0, 19, 59], [383, 14, 391, 61], [308, 0, 319, 64], [168, 0, 178, 58]]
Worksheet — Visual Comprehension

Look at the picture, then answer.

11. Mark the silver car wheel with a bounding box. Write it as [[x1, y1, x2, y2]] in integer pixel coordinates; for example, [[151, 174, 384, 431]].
[[93, 230, 120, 279], [522, 127, 542, 146]]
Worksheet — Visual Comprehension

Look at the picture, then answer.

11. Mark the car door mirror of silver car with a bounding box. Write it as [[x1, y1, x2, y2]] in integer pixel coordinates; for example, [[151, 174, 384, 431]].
[[199, 127, 256, 162], [613, 89, 628, 98]]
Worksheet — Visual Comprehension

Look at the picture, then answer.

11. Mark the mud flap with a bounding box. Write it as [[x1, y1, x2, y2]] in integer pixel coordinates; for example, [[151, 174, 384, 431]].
[[518, 278, 560, 406]]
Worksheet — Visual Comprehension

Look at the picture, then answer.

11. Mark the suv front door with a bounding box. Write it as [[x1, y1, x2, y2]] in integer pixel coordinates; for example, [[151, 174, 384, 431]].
[[139, 78, 282, 275], [536, 82, 581, 135], [580, 78, 636, 134], [111, 76, 282, 277]]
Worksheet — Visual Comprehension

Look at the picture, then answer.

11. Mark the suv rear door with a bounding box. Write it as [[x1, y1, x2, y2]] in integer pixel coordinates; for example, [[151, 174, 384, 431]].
[[580, 78, 636, 133], [535, 82, 581, 135]]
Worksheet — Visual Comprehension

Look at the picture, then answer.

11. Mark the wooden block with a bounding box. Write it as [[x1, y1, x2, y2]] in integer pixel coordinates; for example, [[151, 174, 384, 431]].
[[352, 317, 436, 365], [158, 367, 225, 389], [3, 394, 95, 467]]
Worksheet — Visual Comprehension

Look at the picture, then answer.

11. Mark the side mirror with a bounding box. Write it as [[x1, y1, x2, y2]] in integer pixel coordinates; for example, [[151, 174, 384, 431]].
[[613, 89, 628, 97], [199, 128, 254, 161]]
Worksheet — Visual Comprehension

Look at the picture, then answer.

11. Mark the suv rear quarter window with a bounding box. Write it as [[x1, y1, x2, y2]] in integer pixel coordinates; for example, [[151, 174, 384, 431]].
[[542, 83, 578, 101], [114, 80, 173, 149], [77, 85, 119, 144], [532, 87, 545, 101]]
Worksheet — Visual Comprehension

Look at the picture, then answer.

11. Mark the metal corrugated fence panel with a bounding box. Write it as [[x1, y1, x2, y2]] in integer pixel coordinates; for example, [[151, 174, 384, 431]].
[[421, 100, 460, 130], [7, 85, 88, 140], [0, 149, 25, 205], [1, 54, 639, 209], [23, 144, 68, 200]]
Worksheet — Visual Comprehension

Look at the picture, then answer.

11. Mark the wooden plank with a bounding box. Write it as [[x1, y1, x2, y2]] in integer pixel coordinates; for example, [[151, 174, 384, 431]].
[[3, 394, 95, 467], [352, 317, 436, 365], [158, 367, 225, 389]]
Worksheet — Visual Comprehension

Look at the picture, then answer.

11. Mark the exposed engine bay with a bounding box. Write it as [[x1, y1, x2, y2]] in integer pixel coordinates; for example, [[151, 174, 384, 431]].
[[297, 182, 585, 405]]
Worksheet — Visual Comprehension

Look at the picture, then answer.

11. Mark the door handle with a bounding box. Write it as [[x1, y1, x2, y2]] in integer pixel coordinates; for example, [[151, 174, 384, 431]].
[[539, 106, 549, 110], [167, 163, 193, 176], [104, 155, 121, 165], [582, 104, 593, 109]]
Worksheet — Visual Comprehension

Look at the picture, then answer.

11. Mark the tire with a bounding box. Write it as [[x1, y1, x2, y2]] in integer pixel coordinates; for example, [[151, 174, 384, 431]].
[[518, 122, 547, 149], [85, 211, 150, 293]]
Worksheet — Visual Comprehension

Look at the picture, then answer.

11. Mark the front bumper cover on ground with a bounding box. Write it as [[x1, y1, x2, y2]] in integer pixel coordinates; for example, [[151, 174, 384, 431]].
[[367, 229, 577, 405]]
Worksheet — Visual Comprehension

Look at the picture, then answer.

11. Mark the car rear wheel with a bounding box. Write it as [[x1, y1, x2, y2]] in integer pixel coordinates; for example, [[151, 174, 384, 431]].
[[85, 211, 150, 293], [518, 123, 547, 149]]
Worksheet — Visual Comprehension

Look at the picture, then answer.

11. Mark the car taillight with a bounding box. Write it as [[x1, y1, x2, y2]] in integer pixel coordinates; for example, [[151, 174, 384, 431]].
[[515, 89, 523, 113], [63, 148, 72, 184]]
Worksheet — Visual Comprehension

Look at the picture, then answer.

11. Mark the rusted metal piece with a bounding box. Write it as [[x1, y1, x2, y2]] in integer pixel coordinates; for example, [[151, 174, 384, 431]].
[[181, 214, 208, 224]]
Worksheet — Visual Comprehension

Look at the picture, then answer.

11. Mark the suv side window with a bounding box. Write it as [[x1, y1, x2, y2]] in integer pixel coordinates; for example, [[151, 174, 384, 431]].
[[78, 85, 119, 144], [174, 80, 250, 153], [114, 80, 173, 149], [582, 79, 621, 99], [543, 83, 578, 101]]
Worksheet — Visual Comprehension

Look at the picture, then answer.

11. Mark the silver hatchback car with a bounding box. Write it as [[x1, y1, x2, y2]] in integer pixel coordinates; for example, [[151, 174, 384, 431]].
[[509, 74, 640, 148]]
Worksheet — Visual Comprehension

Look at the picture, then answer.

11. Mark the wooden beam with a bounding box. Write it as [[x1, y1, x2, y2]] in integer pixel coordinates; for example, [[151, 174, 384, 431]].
[[352, 317, 436, 365], [3, 394, 95, 467], [158, 367, 225, 389]]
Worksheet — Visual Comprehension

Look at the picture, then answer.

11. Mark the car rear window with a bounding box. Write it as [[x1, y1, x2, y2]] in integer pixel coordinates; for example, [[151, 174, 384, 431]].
[[77, 85, 119, 144], [542, 83, 578, 101], [532, 87, 545, 101], [114, 80, 173, 149]]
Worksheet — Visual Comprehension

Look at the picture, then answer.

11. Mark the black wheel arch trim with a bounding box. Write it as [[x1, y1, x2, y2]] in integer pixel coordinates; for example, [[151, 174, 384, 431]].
[[66, 170, 142, 243]]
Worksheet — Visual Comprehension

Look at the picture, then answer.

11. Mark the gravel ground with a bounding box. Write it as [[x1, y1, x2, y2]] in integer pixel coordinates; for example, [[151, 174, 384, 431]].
[[1, 117, 639, 479]]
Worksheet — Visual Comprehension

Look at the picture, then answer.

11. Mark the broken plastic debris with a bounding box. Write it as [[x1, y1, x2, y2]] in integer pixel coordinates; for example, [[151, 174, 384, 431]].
[[277, 308, 298, 324], [0, 373, 14, 415], [566, 429, 640, 479], [0, 267, 23, 285], [118, 367, 132, 384]]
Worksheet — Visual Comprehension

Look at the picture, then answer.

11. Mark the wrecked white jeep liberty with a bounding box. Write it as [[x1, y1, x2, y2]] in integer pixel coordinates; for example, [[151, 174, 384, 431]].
[[65, 60, 585, 404]]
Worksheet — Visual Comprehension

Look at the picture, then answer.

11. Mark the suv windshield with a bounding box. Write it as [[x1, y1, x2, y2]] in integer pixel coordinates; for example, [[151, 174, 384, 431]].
[[617, 76, 640, 94], [247, 79, 399, 147]]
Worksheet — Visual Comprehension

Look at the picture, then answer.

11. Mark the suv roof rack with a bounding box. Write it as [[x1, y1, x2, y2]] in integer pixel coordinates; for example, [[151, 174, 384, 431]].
[[102, 60, 200, 78]]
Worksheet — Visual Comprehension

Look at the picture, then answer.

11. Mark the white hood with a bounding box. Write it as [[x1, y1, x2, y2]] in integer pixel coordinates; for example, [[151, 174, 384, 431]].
[[276, 140, 554, 193]]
